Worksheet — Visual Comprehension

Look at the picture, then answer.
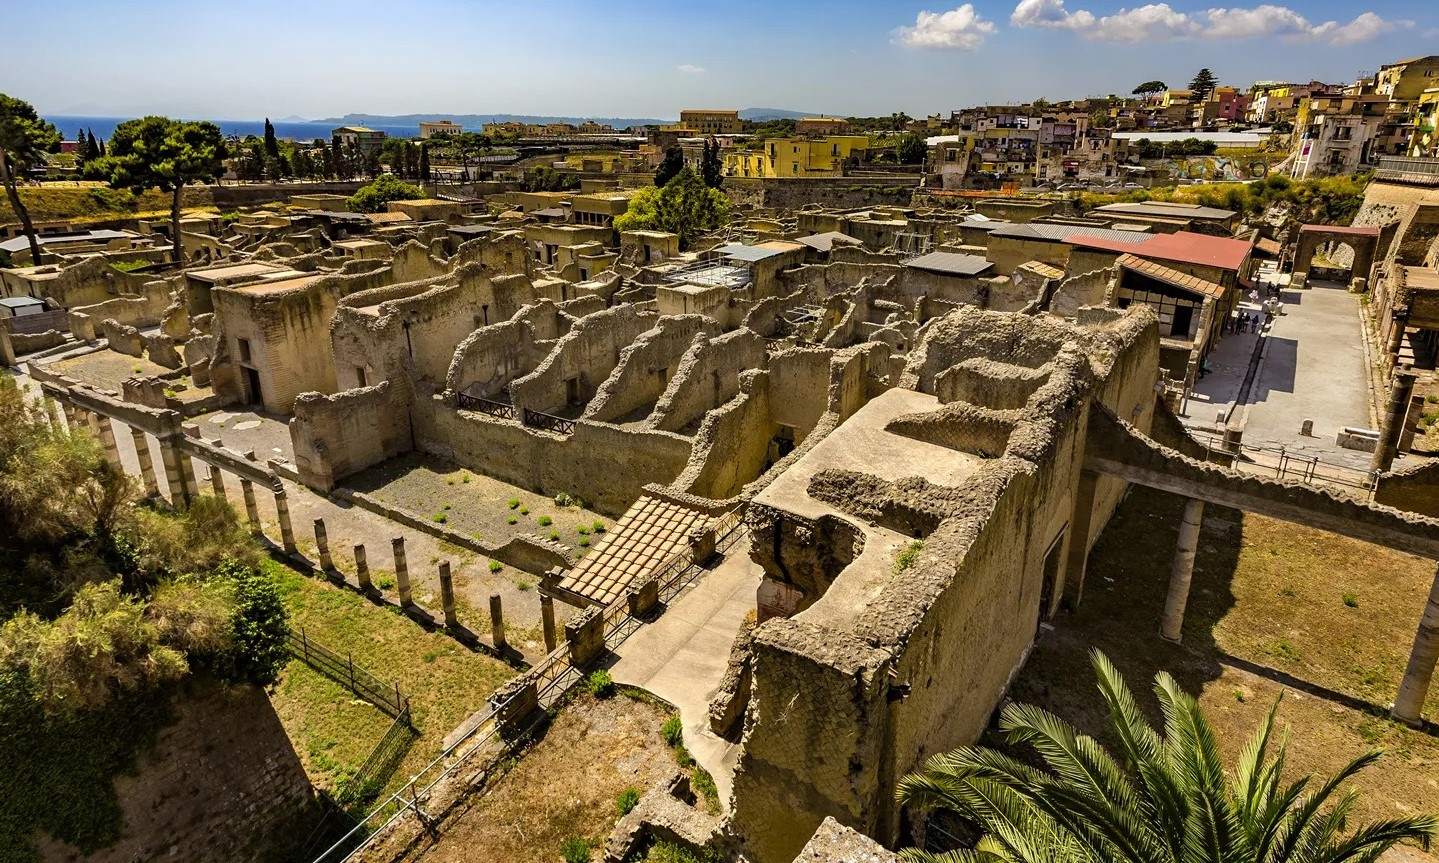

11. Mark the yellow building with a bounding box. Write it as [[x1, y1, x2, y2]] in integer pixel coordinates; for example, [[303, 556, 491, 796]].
[[1408, 88, 1439, 157], [1160, 89, 1193, 108], [724, 136, 869, 178], [1376, 56, 1439, 103], [795, 116, 850, 136], [419, 120, 463, 139], [678, 109, 743, 135]]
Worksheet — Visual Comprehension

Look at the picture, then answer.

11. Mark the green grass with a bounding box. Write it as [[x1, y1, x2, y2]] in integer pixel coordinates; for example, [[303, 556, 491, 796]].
[[893, 540, 924, 574], [616, 786, 641, 816], [266, 559, 514, 802]]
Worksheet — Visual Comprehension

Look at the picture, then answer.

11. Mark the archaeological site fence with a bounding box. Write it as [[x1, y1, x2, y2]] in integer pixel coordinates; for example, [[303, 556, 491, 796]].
[[287, 627, 412, 721], [307, 508, 746, 863], [1189, 428, 1379, 498]]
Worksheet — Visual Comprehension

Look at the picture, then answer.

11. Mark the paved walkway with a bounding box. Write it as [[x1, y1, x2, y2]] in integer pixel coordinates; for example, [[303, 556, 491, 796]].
[[609, 535, 761, 812], [1184, 279, 1375, 472]]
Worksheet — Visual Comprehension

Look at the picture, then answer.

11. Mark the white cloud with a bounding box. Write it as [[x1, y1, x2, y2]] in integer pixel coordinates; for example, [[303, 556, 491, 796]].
[[896, 4, 997, 50], [676, 64, 706, 75], [1008, 1, 1401, 44]]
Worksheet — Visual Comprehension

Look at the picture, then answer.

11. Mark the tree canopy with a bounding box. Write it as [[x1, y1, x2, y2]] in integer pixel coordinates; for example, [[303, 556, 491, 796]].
[[896, 132, 929, 165], [1133, 80, 1168, 95], [1189, 68, 1218, 101], [346, 173, 423, 212], [0, 93, 62, 262], [615, 167, 730, 249], [655, 145, 685, 187], [85, 116, 227, 262], [898, 649, 1438, 863]]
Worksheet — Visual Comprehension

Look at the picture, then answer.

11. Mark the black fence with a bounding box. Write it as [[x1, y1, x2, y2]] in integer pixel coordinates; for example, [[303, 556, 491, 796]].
[[286, 627, 411, 721], [456, 392, 517, 420], [522, 407, 576, 435]]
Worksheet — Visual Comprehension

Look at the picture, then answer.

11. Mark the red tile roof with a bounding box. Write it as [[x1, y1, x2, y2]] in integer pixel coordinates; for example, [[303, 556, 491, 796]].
[[1129, 231, 1253, 272]]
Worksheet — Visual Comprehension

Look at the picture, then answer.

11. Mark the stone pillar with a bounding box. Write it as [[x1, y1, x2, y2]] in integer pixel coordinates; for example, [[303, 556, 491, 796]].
[[541, 594, 557, 652], [94, 415, 122, 470], [1061, 469, 1098, 608], [130, 427, 160, 498], [1372, 369, 1417, 474], [208, 466, 226, 498], [489, 593, 506, 651], [438, 561, 457, 628], [177, 450, 200, 503], [1393, 563, 1439, 726], [1160, 498, 1205, 643], [314, 518, 333, 571], [564, 607, 606, 669], [392, 537, 412, 606], [274, 489, 297, 554], [60, 400, 80, 432], [354, 544, 372, 592], [239, 478, 261, 534], [158, 437, 190, 507]]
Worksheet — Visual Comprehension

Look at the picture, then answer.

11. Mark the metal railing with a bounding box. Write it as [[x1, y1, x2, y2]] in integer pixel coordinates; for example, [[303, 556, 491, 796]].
[[522, 407, 576, 435], [1189, 429, 1379, 498], [456, 392, 517, 420], [308, 509, 747, 863], [287, 628, 411, 721], [1373, 156, 1439, 186]]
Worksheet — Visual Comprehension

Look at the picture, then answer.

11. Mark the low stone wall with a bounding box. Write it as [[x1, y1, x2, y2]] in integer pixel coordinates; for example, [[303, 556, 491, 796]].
[[1375, 458, 1439, 518], [290, 380, 413, 491]]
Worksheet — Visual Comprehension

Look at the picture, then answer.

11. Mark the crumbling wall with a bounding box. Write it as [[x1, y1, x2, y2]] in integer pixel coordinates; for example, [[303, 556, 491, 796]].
[[390, 239, 449, 283], [1049, 266, 1114, 319], [69, 278, 174, 334], [413, 395, 692, 515], [650, 329, 767, 433], [444, 318, 549, 398], [290, 380, 414, 491], [1375, 458, 1439, 518], [583, 315, 718, 423], [676, 372, 777, 499], [509, 305, 656, 415]]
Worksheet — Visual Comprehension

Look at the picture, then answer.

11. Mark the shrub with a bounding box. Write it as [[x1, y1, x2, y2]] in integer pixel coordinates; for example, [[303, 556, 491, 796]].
[[507, 498, 519, 509], [560, 836, 592, 863], [577, 525, 590, 536], [346, 174, 423, 213], [432, 512, 448, 524], [616, 786, 641, 816], [661, 713, 683, 747], [537, 515, 553, 527], [690, 766, 719, 813], [592, 520, 606, 533], [506, 515, 517, 525], [579, 537, 590, 548], [587, 669, 614, 698], [488, 559, 503, 573], [519, 506, 529, 515], [549, 530, 560, 541]]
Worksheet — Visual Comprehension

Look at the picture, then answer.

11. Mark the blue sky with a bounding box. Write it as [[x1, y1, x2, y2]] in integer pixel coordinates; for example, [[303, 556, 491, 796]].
[[3, 0, 1435, 119]]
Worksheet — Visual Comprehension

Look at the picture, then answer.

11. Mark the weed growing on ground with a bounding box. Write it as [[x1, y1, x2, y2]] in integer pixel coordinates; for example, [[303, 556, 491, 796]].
[[577, 525, 590, 536], [579, 538, 590, 548], [593, 520, 606, 533], [893, 540, 924, 574], [507, 516, 518, 525], [560, 836, 593, 863], [549, 530, 560, 541], [432, 512, 448, 524], [520, 506, 530, 516], [1342, 592, 1359, 608], [538, 515, 553, 527], [508, 498, 520, 509], [661, 714, 683, 747], [489, 560, 503, 573], [586, 669, 614, 698], [616, 786, 641, 816]]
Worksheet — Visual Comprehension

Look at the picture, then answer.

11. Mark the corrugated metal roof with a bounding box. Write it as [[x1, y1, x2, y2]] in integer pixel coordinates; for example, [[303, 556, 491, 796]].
[[903, 251, 994, 276], [795, 231, 861, 253], [988, 223, 1153, 245], [0, 229, 135, 254], [1118, 253, 1226, 299], [1092, 201, 1237, 220], [717, 243, 787, 262]]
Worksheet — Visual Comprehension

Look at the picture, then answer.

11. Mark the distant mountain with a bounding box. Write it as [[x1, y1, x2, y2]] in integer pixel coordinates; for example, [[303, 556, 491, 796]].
[[307, 112, 672, 129], [739, 108, 818, 121], [276, 115, 311, 123]]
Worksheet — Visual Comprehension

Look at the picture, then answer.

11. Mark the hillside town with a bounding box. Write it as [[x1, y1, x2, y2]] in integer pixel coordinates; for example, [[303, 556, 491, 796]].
[[4, 23, 1439, 863]]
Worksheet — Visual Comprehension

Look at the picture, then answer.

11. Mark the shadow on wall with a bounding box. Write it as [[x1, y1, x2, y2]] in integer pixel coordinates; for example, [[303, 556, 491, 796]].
[[27, 677, 318, 863]]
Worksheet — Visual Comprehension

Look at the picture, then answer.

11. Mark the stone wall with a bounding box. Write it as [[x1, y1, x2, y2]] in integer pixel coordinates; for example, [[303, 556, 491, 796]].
[[37, 679, 317, 863], [291, 380, 414, 491], [1371, 459, 1439, 518], [584, 314, 718, 423], [724, 177, 920, 211], [1049, 266, 1115, 319], [650, 329, 768, 433], [509, 304, 657, 416], [413, 394, 693, 515]]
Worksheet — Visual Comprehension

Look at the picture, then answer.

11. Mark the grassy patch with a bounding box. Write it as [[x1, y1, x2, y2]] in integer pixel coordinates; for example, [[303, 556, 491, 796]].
[[266, 559, 513, 801]]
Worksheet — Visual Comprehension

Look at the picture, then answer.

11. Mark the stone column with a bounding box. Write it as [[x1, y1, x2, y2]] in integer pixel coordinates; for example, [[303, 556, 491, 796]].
[[1372, 369, 1417, 474], [177, 450, 200, 503], [392, 537, 413, 606], [60, 400, 80, 433], [158, 437, 190, 507], [438, 561, 457, 628], [1061, 469, 1098, 608], [1393, 563, 1439, 726], [1160, 497, 1205, 643], [314, 518, 333, 571], [239, 478, 262, 534], [541, 594, 557, 652], [489, 593, 506, 651], [93, 414, 122, 470], [130, 427, 160, 498], [208, 466, 226, 498], [44, 397, 66, 435], [354, 544, 372, 592], [274, 489, 297, 554]]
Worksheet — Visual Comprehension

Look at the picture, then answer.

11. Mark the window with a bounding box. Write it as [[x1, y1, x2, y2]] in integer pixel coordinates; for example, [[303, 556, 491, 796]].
[[237, 338, 252, 363]]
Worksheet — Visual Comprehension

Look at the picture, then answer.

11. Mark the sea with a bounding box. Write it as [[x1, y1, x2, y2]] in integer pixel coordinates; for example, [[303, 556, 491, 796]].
[[46, 115, 426, 143]]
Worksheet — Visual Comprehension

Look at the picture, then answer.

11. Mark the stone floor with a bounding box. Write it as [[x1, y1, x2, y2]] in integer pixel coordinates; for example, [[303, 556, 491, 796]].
[[608, 535, 762, 812], [1183, 279, 1376, 473]]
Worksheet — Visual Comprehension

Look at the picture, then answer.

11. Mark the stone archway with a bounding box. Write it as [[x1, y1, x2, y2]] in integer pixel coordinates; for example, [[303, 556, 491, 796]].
[[1292, 224, 1379, 289]]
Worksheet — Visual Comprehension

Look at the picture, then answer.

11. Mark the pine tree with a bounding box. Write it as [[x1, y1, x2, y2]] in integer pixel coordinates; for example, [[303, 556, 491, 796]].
[[701, 137, 723, 188], [419, 142, 431, 182], [76, 129, 88, 165], [1189, 68, 1218, 102], [87, 130, 99, 163], [655, 145, 684, 187], [262, 118, 279, 158]]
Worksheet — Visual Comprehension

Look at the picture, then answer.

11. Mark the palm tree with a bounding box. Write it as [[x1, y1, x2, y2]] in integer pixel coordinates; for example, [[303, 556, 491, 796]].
[[897, 650, 1436, 863]]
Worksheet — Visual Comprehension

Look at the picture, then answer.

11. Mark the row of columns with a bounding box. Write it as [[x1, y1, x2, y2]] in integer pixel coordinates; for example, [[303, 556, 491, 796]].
[[1154, 491, 1438, 727]]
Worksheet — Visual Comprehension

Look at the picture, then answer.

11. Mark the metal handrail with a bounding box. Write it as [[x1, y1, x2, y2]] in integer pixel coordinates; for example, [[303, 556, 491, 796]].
[[456, 392, 516, 420], [522, 407, 576, 435], [1189, 428, 1378, 496]]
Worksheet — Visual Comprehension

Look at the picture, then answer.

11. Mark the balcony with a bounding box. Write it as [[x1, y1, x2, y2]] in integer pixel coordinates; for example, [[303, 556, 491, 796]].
[[1374, 156, 1439, 186]]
